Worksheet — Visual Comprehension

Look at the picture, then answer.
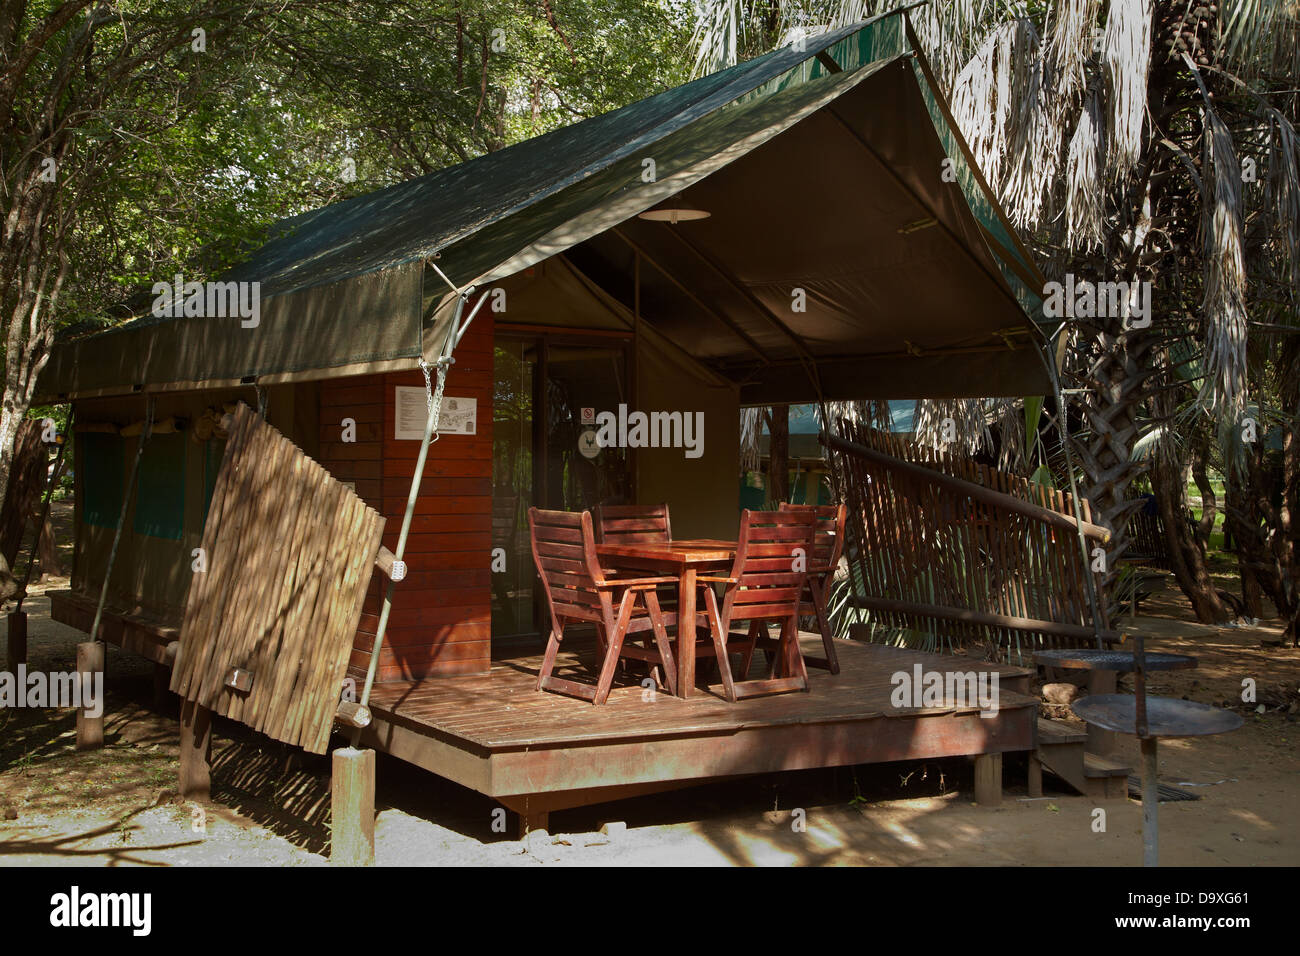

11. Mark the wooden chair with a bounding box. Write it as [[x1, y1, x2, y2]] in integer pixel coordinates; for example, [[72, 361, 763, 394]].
[[594, 502, 672, 544], [699, 508, 817, 700], [529, 508, 678, 704], [777, 502, 847, 674], [595, 502, 677, 620]]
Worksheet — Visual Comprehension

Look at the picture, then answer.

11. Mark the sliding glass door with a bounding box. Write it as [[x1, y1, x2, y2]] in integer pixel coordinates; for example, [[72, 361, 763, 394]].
[[491, 331, 632, 641]]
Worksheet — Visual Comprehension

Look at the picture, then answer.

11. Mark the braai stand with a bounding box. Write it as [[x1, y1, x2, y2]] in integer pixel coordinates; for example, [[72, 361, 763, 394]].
[[1070, 634, 1242, 866]]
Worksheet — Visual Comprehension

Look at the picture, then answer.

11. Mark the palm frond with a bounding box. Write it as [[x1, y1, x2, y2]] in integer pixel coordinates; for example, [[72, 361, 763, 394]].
[[690, 0, 747, 77], [739, 405, 763, 472], [1102, 0, 1154, 181], [994, 396, 1028, 473], [1219, 0, 1300, 83], [1262, 106, 1300, 294], [1196, 94, 1251, 430], [912, 398, 992, 457], [1045, 0, 1101, 103], [1065, 89, 1105, 249], [947, 19, 1038, 197]]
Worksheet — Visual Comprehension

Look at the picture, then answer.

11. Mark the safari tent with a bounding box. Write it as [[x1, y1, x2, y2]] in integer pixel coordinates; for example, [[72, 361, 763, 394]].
[[34, 9, 1081, 836]]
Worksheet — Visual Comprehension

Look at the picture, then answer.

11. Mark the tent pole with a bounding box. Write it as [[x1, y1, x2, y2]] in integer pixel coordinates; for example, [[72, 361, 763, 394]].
[[350, 288, 480, 744], [89, 395, 154, 648]]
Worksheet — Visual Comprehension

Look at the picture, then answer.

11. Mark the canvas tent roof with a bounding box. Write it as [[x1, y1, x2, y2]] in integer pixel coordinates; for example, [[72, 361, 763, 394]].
[[36, 8, 1051, 404]]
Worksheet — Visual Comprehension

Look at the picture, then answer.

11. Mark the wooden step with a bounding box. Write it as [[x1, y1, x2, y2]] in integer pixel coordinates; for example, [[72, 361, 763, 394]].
[[1038, 717, 1086, 745], [1035, 721, 1087, 795], [1034, 719, 1131, 800], [1084, 752, 1130, 778], [1082, 753, 1131, 800]]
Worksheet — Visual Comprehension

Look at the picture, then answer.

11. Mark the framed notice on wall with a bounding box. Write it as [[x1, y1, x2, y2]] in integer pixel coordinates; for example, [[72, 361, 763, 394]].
[[394, 386, 477, 439]]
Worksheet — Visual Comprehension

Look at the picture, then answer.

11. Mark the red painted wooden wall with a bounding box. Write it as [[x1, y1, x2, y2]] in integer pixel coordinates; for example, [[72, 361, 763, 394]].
[[318, 310, 494, 681]]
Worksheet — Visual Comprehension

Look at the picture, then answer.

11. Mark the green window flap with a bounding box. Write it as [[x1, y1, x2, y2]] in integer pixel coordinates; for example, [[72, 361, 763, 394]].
[[134, 432, 187, 540], [82, 433, 124, 529]]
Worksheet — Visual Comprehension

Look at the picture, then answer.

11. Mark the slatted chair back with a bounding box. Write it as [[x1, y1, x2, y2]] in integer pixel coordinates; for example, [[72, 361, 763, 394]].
[[529, 507, 679, 704], [528, 508, 607, 628], [721, 509, 816, 623], [594, 503, 672, 545], [778, 503, 846, 575], [776, 502, 847, 673]]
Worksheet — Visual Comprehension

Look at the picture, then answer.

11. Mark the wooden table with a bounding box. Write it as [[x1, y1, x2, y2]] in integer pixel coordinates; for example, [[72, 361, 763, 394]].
[[595, 538, 735, 698]]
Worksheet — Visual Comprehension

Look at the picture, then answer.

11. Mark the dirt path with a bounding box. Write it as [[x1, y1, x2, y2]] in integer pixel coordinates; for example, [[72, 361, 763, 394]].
[[1, 576, 1296, 866]]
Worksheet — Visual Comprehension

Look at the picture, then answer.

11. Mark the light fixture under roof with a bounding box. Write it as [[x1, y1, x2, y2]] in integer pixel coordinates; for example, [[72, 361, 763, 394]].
[[638, 205, 710, 224]]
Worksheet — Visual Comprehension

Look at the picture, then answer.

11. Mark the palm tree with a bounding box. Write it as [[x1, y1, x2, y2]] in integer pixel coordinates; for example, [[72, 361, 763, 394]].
[[704, 0, 1299, 620]]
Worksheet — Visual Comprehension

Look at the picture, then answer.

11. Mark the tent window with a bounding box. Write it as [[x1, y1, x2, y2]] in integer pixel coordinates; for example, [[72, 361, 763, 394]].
[[82, 433, 125, 528], [133, 432, 186, 540]]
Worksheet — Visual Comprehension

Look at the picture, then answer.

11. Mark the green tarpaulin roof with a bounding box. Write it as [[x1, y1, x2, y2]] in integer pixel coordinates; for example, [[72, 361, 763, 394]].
[[36, 8, 1050, 403]]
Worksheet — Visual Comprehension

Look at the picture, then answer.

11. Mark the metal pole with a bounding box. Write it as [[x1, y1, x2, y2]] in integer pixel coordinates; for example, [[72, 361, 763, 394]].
[[14, 409, 73, 615], [1141, 735, 1159, 867], [350, 290, 476, 745], [1133, 624, 1157, 865], [89, 396, 154, 647]]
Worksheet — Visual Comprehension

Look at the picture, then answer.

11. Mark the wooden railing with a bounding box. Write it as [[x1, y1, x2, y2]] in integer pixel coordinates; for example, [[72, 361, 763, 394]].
[[824, 421, 1117, 661]]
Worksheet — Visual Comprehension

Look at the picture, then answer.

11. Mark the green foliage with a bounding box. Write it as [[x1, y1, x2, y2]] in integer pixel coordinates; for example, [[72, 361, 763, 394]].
[[6, 1, 693, 334]]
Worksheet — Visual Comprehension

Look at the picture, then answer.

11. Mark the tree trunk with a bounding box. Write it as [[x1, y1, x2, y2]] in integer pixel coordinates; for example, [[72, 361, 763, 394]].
[[1225, 462, 1270, 619], [1151, 449, 1230, 623], [1071, 328, 1153, 617]]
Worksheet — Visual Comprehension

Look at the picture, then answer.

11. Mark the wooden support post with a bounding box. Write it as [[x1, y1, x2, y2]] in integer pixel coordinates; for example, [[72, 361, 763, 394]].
[[331, 747, 375, 866], [75, 642, 104, 750], [974, 752, 1002, 806], [1027, 753, 1043, 798], [1086, 670, 1117, 755], [178, 698, 212, 800], [6, 610, 27, 672]]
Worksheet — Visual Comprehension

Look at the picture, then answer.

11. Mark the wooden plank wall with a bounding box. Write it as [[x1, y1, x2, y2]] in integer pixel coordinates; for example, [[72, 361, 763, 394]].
[[318, 310, 494, 681]]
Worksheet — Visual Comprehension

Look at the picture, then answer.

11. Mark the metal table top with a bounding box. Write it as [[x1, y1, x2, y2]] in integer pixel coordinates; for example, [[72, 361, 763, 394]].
[[1033, 648, 1197, 672], [1072, 694, 1244, 738]]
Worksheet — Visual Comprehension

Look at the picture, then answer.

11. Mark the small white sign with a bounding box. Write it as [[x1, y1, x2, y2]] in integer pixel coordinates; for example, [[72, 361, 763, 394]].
[[580, 407, 595, 424], [395, 387, 477, 439]]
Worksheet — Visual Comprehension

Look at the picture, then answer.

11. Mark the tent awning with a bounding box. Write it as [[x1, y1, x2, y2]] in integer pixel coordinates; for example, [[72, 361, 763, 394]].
[[36, 8, 1050, 404]]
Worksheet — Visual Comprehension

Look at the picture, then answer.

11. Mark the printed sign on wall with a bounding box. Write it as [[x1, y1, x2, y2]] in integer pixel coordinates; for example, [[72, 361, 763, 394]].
[[395, 387, 477, 439]]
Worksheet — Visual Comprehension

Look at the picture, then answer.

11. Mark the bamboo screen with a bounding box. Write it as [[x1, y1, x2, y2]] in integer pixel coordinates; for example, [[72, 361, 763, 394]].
[[827, 420, 1113, 662], [171, 403, 385, 753]]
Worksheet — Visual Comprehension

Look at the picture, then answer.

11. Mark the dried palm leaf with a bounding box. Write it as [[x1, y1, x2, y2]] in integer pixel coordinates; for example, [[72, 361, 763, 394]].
[[1102, 0, 1154, 181], [739, 405, 763, 472], [1045, 0, 1101, 103], [1196, 95, 1250, 428], [912, 398, 992, 457], [1065, 89, 1105, 249], [1263, 106, 1300, 292]]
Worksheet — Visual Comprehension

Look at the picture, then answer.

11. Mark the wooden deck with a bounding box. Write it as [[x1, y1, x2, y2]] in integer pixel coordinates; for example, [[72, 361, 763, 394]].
[[48, 589, 1040, 831], [361, 635, 1038, 829]]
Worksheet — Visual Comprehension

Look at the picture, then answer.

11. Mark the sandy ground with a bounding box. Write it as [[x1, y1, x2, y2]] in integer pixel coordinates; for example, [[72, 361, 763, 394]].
[[1, 513, 1296, 866]]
